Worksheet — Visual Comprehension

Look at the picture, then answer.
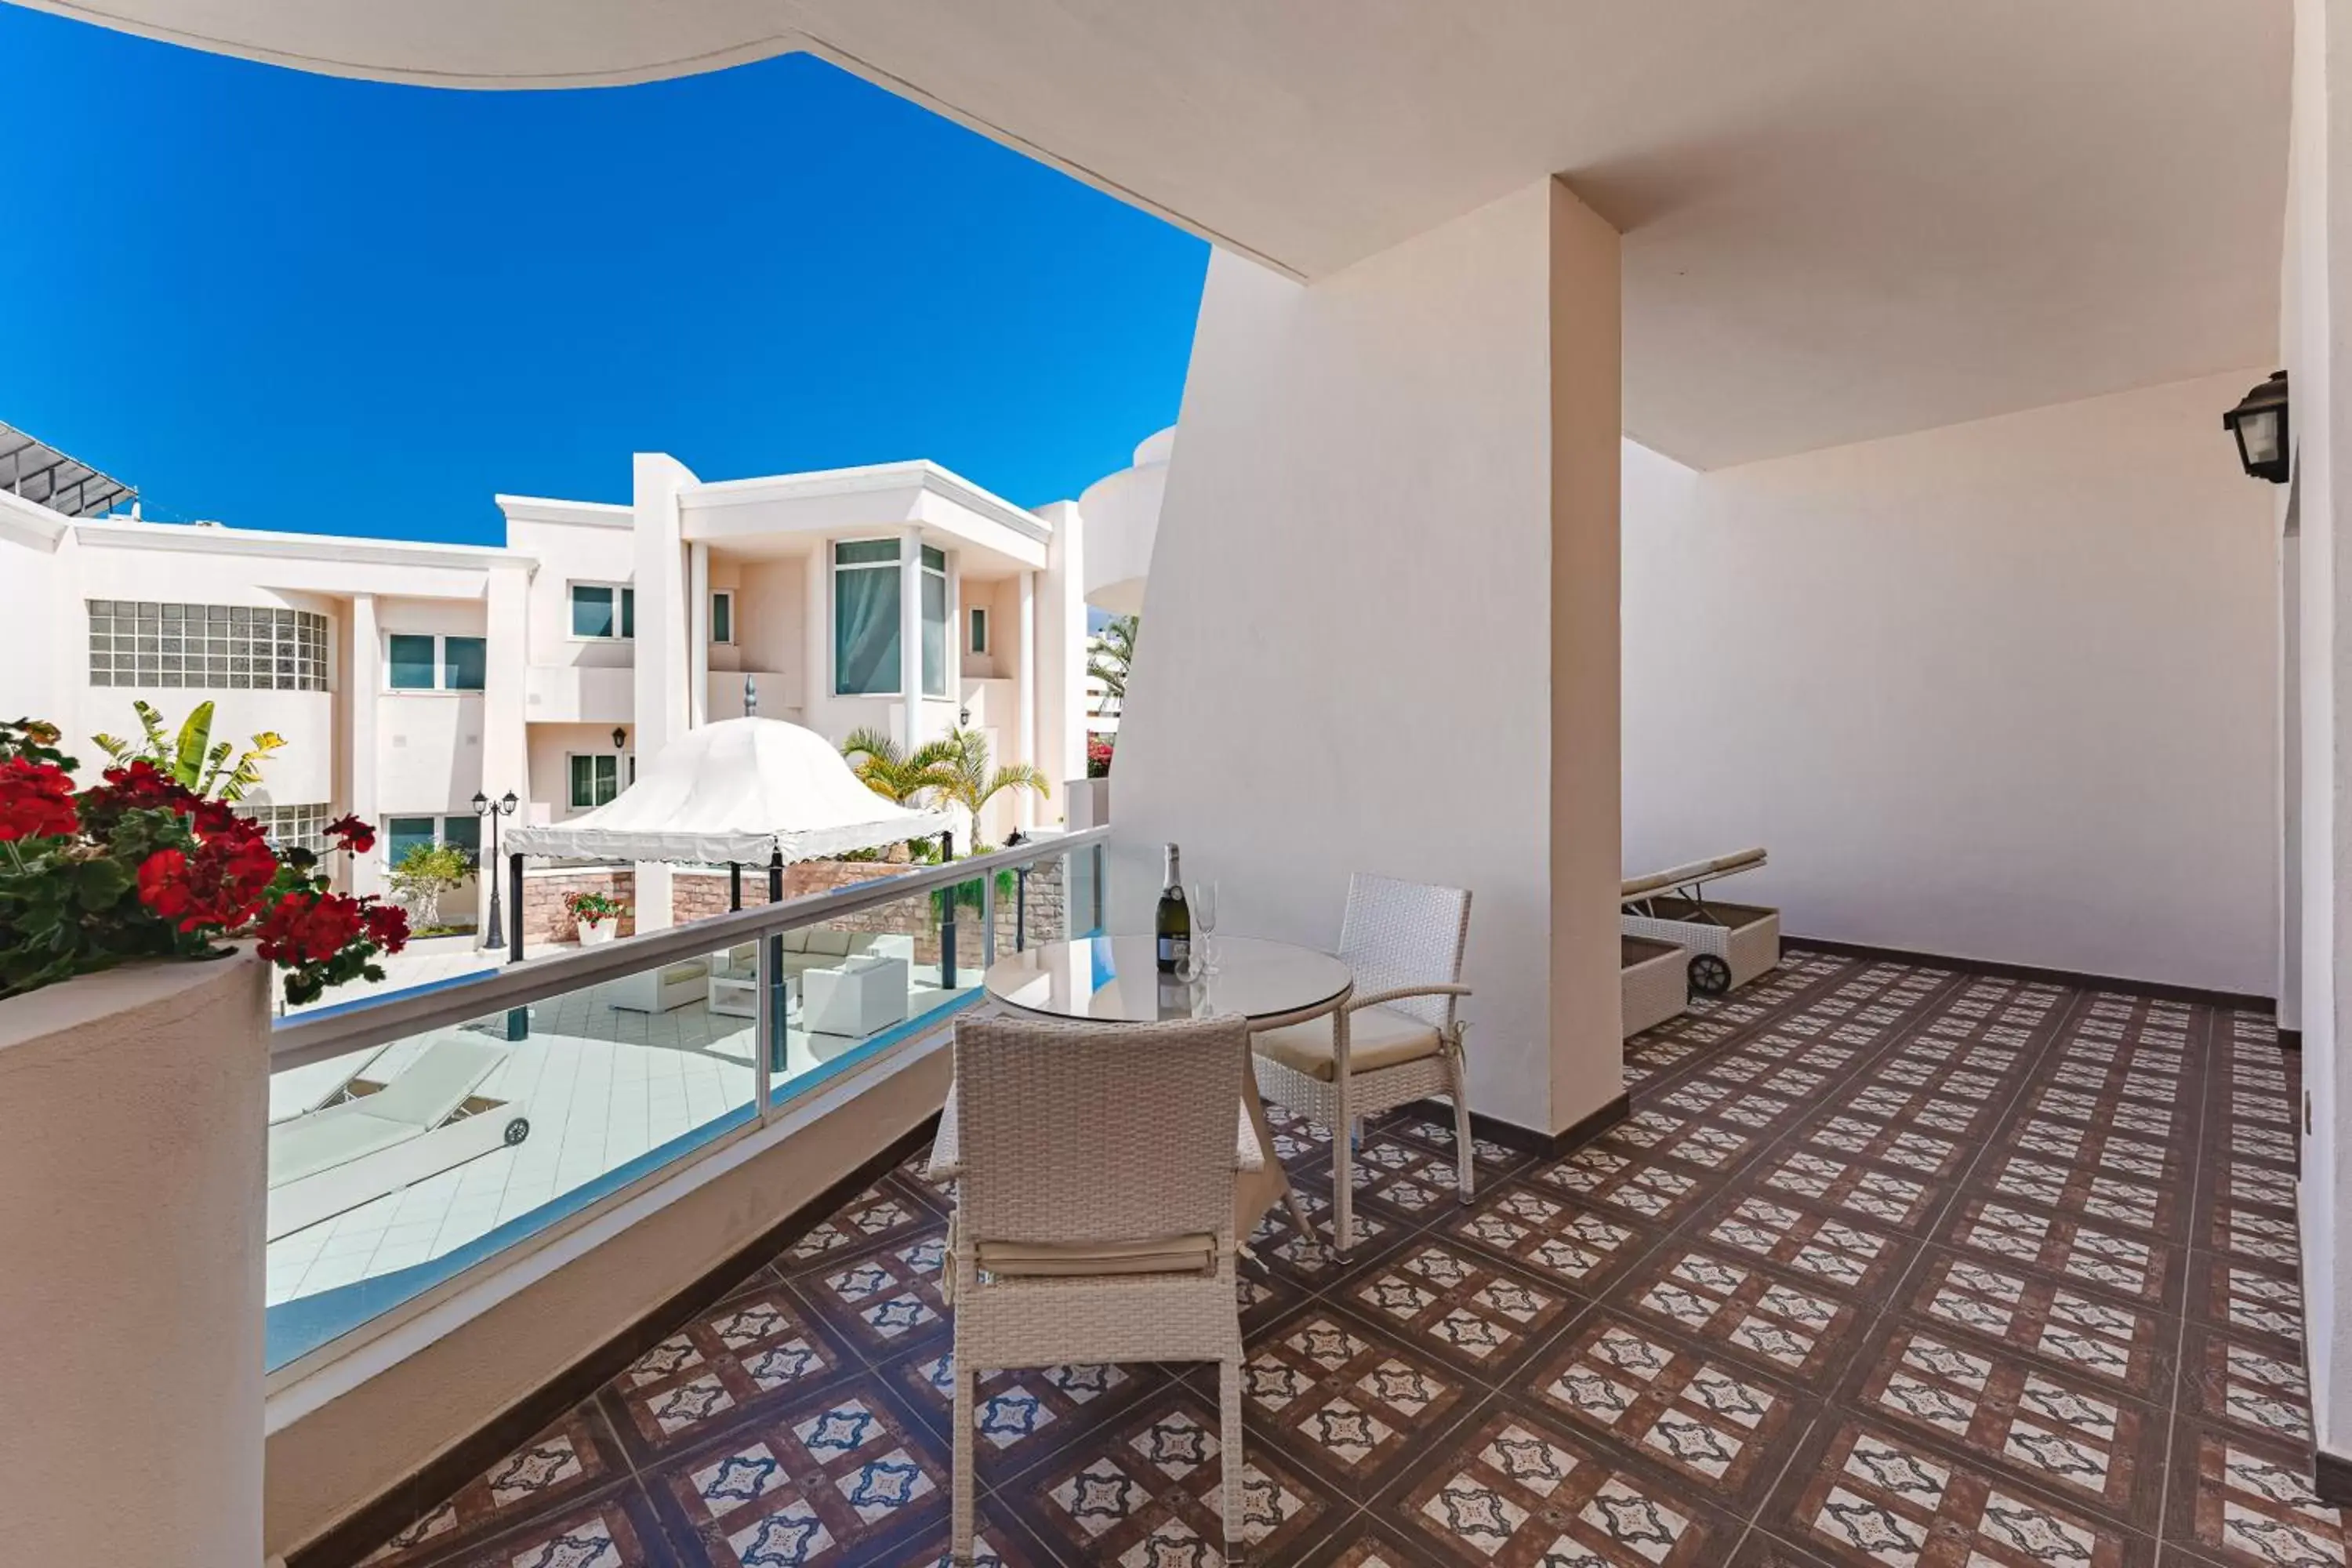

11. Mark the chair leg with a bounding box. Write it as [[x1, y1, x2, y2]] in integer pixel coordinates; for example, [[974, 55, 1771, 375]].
[[1219, 1355, 1246, 1564], [952, 1354, 978, 1564], [1448, 1053, 1476, 1203], [1331, 1098, 1355, 1255], [1282, 1186, 1318, 1247]]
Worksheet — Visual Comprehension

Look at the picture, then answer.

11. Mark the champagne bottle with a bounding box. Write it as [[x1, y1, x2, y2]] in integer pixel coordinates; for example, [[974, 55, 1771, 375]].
[[1155, 843, 1191, 974]]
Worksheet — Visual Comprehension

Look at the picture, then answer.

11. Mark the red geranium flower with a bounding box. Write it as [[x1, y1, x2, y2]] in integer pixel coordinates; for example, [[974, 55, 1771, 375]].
[[134, 833, 281, 933], [358, 898, 410, 953], [0, 756, 79, 841], [325, 814, 376, 855], [256, 891, 371, 965]]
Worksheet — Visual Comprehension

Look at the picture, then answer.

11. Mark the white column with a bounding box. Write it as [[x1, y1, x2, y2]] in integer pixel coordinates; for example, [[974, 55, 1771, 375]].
[[899, 525, 924, 754], [631, 453, 697, 932], [945, 547, 962, 725], [481, 566, 529, 936], [688, 541, 710, 729], [347, 593, 382, 898], [1036, 499, 1088, 815], [803, 540, 829, 727], [1017, 570, 1038, 829], [1110, 176, 1622, 1140]]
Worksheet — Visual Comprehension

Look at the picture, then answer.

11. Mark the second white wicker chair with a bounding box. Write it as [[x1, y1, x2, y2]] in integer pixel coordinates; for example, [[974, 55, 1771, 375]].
[[928, 1013, 1258, 1566], [1250, 873, 1473, 1254]]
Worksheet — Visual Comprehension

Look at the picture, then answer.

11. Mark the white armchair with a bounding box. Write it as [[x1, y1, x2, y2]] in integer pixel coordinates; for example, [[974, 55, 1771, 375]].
[[800, 952, 910, 1038], [1250, 873, 1473, 1252]]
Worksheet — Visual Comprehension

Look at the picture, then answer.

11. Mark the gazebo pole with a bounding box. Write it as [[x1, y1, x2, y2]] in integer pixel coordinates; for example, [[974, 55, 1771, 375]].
[[938, 830, 957, 990], [507, 852, 525, 961], [729, 863, 742, 912], [767, 849, 786, 1075]]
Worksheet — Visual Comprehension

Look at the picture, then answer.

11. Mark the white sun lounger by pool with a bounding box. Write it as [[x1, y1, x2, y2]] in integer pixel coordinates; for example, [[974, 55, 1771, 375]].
[[266, 1044, 390, 1126], [1621, 847, 1781, 996], [266, 1035, 530, 1241]]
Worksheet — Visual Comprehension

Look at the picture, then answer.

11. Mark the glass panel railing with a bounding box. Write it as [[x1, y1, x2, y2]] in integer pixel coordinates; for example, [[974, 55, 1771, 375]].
[[264, 946, 759, 1370], [262, 826, 1109, 1372]]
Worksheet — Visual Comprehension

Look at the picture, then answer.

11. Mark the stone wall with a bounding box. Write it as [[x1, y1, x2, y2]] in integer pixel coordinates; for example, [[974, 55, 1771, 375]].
[[518, 854, 1073, 967]]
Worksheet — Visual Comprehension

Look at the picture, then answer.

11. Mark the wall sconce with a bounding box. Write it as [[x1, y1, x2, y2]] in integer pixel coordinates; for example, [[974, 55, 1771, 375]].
[[2224, 371, 2291, 484], [612, 726, 628, 751]]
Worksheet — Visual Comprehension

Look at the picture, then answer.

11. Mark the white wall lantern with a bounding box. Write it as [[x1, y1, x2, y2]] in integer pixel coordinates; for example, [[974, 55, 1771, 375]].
[[2223, 370, 2291, 484]]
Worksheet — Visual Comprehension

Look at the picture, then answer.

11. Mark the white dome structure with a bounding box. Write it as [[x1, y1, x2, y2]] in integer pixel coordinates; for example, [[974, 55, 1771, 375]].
[[1077, 426, 1172, 617], [503, 717, 950, 866]]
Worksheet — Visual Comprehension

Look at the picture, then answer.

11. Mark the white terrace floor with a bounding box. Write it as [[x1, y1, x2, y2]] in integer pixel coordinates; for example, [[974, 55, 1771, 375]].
[[267, 943, 964, 1313]]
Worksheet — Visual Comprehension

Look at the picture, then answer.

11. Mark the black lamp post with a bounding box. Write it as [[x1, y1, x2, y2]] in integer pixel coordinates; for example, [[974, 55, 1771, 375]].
[[2224, 371, 2292, 484], [473, 789, 518, 949]]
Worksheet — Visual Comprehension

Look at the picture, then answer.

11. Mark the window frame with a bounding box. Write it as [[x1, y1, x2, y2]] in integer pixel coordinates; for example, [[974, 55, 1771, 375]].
[[89, 601, 331, 692], [710, 590, 735, 646], [968, 604, 989, 655], [568, 582, 636, 642], [564, 750, 633, 811], [383, 814, 483, 870], [829, 537, 949, 699], [383, 632, 487, 693]]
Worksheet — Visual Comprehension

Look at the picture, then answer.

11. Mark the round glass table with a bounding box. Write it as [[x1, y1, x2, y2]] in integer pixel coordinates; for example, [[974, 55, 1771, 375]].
[[982, 935, 1350, 1243]]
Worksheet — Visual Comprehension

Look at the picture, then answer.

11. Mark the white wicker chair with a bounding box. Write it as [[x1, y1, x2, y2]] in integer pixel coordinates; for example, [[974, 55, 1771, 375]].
[[927, 1014, 1258, 1566], [1250, 873, 1472, 1254]]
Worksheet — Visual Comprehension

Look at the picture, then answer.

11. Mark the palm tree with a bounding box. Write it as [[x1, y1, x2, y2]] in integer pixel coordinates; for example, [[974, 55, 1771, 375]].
[[840, 726, 959, 806], [1087, 615, 1138, 712], [927, 727, 1049, 854]]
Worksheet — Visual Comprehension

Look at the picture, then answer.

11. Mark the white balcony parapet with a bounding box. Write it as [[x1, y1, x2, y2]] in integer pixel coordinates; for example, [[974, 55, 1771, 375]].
[[1077, 426, 1170, 616]]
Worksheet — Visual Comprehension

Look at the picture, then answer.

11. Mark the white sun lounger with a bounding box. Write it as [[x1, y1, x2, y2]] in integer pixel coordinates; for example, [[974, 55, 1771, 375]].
[[267, 1044, 390, 1126], [1621, 847, 1781, 996], [266, 1035, 530, 1241]]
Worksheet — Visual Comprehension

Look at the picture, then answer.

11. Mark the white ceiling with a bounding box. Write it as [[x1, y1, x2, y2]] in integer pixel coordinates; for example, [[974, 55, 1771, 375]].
[[24, 1, 2293, 467]]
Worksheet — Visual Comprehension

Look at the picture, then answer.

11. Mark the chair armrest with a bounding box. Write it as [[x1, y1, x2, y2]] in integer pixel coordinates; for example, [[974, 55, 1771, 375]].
[[1235, 1104, 1265, 1173], [1348, 982, 1472, 1012], [927, 1087, 962, 1181]]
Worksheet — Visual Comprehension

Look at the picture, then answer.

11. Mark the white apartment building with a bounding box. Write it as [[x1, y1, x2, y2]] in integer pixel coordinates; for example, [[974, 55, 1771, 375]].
[[0, 440, 1149, 928]]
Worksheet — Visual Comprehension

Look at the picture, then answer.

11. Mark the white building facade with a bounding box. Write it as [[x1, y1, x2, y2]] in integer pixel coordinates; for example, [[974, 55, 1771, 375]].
[[0, 452, 1098, 931]]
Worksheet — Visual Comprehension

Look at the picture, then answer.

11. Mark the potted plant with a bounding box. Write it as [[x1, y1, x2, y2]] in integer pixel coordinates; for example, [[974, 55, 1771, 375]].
[[0, 717, 408, 1006], [563, 889, 628, 946]]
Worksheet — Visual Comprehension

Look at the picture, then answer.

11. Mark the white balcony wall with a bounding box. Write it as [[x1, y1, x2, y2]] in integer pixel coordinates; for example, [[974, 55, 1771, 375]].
[[524, 664, 635, 724], [1622, 372, 2277, 995]]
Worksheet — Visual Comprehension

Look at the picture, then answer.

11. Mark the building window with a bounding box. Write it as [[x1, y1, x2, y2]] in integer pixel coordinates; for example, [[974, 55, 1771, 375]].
[[87, 601, 328, 691], [571, 583, 634, 640], [387, 633, 485, 691], [832, 539, 947, 698], [383, 815, 480, 871], [568, 753, 629, 810], [243, 802, 328, 856], [969, 605, 989, 655], [711, 590, 734, 645]]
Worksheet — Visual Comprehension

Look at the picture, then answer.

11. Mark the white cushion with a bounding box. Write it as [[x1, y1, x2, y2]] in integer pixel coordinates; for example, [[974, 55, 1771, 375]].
[[805, 929, 854, 956], [1254, 1004, 1444, 1083], [781, 928, 810, 954]]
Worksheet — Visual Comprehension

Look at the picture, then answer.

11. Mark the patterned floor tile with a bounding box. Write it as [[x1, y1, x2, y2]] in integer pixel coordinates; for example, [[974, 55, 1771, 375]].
[[2165, 1418, 2347, 1568], [1243, 1304, 1472, 1490], [358, 1411, 626, 1567], [644, 1382, 948, 1568], [1444, 1180, 1658, 1294], [1399, 1405, 1734, 1566], [1343, 1240, 1575, 1379], [1009, 1384, 1332, 1566], [1905, 1248, 2176, 1400], [1845, 1319, 2163, 1523], [1611, 1240, 1864, 1385], [320, 953, 2314, 1568], [789, 1228, 952, 1358], [1526, 1308, 1811, 1509], [604, 1288, 851, 1457], [893, 1349, 1168, 1484], [1769, 1417, 2154, 1567], [1941, 1193, 2180, 1311]]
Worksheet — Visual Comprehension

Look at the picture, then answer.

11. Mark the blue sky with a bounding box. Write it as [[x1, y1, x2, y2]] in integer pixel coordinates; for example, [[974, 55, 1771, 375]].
[[0, 5, 1207, 544]]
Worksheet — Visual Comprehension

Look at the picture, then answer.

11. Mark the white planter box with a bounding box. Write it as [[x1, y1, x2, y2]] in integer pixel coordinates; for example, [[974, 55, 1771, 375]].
[[577, 919, 617, 946], [0, 949, 269, 1567]]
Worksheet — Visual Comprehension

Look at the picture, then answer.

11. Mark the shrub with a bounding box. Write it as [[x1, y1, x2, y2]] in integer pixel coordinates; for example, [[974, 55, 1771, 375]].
[[390, 843, 474, 931]]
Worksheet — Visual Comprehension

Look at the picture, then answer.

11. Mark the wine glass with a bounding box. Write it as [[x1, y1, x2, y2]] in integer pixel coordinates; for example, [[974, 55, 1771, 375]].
[[1190, 879, 1219, 976]]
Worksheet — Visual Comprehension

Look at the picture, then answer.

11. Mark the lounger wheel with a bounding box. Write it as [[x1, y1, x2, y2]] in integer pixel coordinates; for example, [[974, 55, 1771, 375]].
[[503, 1116, 531, 1147], [1689, 953, 1732, 997]]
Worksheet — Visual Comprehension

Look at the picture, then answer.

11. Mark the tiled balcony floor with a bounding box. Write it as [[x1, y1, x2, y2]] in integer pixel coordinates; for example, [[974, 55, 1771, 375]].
[[313, 946, 2331, 1568]]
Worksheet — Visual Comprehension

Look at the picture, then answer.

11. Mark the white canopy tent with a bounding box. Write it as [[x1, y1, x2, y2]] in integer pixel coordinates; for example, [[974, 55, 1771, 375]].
[[504, 717, 951, 866]]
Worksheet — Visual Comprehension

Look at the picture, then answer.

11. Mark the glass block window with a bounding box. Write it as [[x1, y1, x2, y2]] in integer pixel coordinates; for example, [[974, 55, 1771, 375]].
[[87, 601, 328, 691], [243, 803, 328, 857]]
